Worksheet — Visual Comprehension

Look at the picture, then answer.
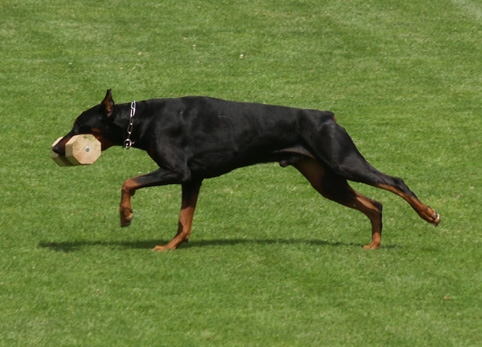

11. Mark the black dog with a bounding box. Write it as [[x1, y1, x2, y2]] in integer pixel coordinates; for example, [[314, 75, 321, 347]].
[[53, 90, 440, 251]]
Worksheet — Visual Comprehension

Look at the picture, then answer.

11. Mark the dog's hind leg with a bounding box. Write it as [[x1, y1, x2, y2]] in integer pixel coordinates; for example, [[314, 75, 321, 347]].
[[373, 180, 440, 226], [305, 122, 440, 227], [293, 158, 384, 249], [336, 160, 440, 227], [152, 179, 202, 251]]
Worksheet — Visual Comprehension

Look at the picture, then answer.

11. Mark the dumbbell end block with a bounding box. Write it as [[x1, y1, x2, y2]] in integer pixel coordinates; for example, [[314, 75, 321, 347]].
[[51, 135, 101, 166]]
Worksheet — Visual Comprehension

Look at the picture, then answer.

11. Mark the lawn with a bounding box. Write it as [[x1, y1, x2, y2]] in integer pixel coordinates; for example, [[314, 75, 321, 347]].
[[1, 0, 481, 346]]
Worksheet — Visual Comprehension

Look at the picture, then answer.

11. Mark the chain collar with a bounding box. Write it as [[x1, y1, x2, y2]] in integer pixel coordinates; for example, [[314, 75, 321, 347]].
[[124, 101, 136, 149]]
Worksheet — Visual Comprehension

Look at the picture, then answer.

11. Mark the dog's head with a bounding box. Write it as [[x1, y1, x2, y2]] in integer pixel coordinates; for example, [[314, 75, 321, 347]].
[[52, 89, 119, 155]]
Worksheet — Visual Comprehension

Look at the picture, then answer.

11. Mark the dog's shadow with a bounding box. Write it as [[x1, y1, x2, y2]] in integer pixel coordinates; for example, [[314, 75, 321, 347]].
[[38, 238, 389, 253]]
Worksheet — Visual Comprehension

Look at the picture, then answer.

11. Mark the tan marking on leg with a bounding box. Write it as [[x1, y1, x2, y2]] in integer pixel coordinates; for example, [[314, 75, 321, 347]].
[[293, 158, 383, 249], [153, 181, 202, 251], [377, 183, 440, 226], [120, 178, 139, 227]]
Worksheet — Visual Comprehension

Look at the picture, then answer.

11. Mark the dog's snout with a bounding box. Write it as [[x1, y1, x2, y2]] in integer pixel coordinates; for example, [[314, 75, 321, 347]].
[[52, 144, 62, 154], [52, 136, 68, 155]]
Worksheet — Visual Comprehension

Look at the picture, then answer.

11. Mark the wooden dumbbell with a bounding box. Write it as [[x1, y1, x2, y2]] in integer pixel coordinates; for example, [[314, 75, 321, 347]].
[[51, 134, 101, 166]]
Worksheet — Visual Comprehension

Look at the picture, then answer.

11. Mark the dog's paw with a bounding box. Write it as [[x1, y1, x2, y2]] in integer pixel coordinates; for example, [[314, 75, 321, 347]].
[[432, 211, 441, 226], [120, 206, 133, 227], [423, 207, 440, 226], [152, 244, 176, 252], [363, 242, 381, 250]]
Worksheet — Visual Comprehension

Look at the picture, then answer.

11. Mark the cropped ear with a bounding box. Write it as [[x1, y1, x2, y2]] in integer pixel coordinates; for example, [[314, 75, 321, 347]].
[[101, 89, 115, 118]]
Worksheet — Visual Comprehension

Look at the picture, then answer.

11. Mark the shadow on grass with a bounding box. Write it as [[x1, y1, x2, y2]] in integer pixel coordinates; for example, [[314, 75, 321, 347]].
[[38, 238, 399, 252]]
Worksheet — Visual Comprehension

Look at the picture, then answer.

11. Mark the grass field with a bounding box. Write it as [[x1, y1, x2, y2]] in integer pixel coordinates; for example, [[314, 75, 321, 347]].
[[1, 0, 482, 345]]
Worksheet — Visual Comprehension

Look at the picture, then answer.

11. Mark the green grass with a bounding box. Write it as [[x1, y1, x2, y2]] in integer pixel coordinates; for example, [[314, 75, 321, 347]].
[[1, 0, 482, 345]]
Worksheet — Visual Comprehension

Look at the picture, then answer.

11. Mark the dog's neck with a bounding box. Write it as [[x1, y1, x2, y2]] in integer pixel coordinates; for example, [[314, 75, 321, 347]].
[[109, 102, 142, 149]]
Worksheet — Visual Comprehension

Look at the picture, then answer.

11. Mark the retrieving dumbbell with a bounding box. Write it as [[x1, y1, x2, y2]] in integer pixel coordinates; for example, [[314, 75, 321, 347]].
[[51, 134, 101, 166]]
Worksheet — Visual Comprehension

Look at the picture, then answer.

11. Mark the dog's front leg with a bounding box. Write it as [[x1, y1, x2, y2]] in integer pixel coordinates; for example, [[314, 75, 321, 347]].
[[120, 178, 139, 227], [119, 167, 191, 228], [153, 179, 202, 251]]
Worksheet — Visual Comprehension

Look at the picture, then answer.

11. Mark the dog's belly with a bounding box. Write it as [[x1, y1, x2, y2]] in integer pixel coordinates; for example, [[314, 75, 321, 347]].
[[185, 145, 312, 179]]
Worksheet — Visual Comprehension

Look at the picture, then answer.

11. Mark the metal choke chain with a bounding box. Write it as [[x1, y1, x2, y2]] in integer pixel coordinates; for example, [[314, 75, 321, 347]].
[[124, 101, 136, 149]]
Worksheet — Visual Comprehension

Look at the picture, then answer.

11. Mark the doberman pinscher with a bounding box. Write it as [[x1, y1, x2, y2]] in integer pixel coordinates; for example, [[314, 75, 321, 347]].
[[52, 89, 440, 251]]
